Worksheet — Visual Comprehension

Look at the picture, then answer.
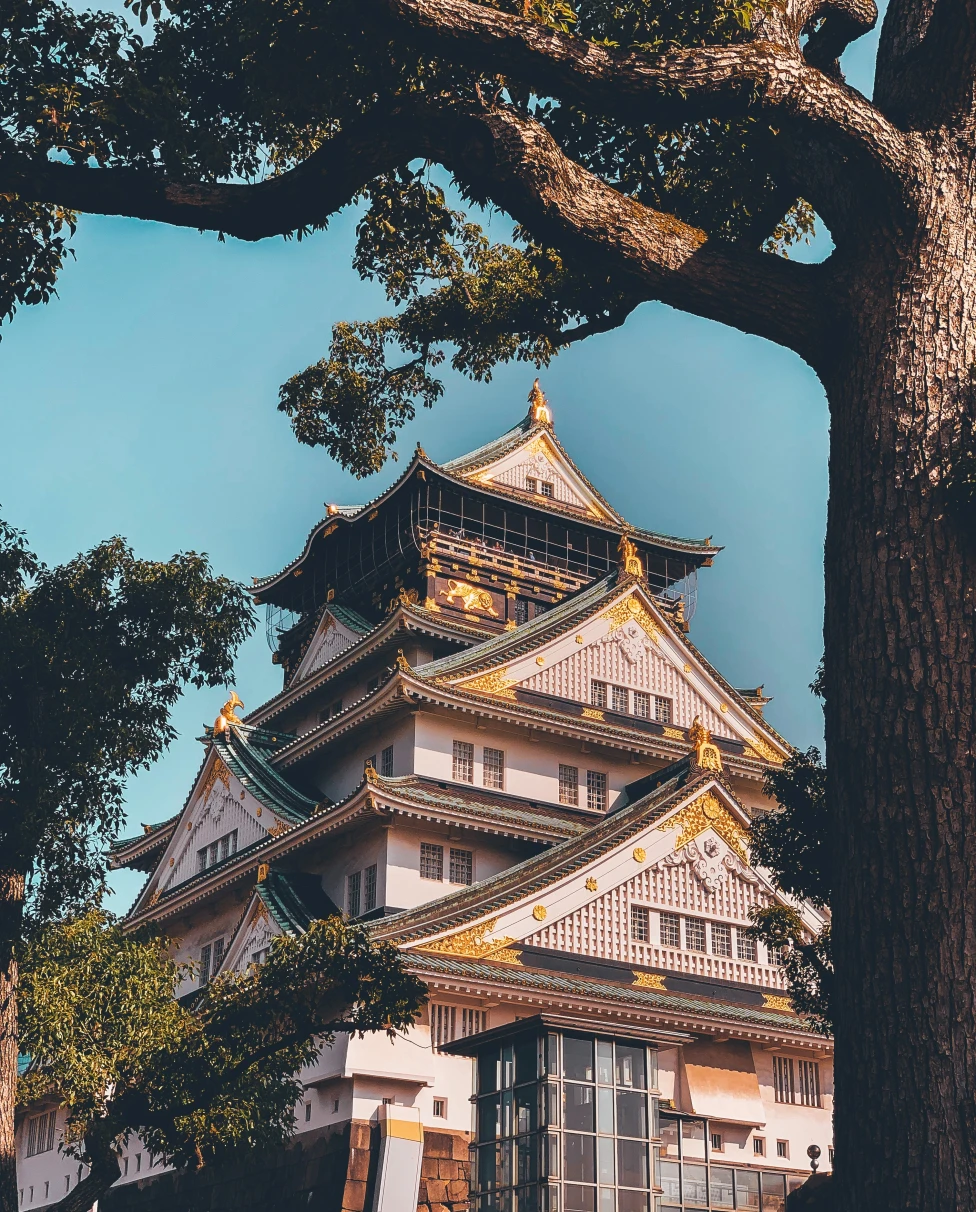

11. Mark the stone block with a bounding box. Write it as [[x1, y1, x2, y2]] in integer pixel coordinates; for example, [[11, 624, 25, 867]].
[[422, 1158, 440, 1178], [350, 1121, 372, 1150], [343, 1178, 368, 1212], [348, 1149, 371, 1182], [451, 1136, 471, 1161], [448, 1179, 469, 1200], [425, 1132, 453, 1159], [426, 1179, 449, 1202], [430, 1204, 451, 1212]]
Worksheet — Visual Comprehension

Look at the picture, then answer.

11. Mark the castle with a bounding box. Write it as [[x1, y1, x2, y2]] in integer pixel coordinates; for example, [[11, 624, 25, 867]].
[[16, 385, 830, 1212]]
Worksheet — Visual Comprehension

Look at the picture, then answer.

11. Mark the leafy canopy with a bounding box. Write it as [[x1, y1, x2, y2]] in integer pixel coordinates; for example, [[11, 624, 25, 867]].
[[0, 0, 812, 475], [0, 516, 253, 929], [18, 909, 427, 1172]]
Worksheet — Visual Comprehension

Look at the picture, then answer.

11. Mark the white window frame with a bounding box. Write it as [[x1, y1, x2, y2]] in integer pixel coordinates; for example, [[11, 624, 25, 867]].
[[453, 740, 475, 784]]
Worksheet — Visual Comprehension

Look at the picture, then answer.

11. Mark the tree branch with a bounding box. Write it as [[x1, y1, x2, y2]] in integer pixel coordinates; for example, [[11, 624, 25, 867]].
[[874, 0, 976, 129]]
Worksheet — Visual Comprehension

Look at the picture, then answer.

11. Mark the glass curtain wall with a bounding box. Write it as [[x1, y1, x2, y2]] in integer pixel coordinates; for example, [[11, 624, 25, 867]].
[[659, 1116, 795, 1212]]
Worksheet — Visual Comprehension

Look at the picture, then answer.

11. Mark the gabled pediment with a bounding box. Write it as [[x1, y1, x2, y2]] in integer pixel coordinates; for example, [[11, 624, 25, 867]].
[[432, 580, 787, 761], [219, 896, 284, 976], [291, 606, 371, 684]]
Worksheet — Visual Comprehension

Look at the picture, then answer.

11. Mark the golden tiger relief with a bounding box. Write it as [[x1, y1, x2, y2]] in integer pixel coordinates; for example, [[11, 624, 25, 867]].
[[440, 579, 499, 616]]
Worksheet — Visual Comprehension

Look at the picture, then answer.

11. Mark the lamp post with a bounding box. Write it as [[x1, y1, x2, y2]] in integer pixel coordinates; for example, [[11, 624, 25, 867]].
[[807, 1144, 822, 1174]]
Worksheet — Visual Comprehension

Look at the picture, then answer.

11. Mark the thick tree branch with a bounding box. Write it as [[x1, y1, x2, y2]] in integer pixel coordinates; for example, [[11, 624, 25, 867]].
[[379, 0, 921, 212], [874, 0, 976, 129]]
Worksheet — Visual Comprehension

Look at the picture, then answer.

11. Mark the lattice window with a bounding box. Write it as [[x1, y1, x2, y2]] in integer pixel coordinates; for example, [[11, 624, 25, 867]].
[[347, 870, 362, 917], [200, 937, 224, 987], [540, 481, 554, 498], [453, 740, 475, 783], [25, 1111, 56, 1158], [381, 745, 394, 777], [685, 917, 706, 952], [515, 599, 529, 625], [590, 680, 608, 708], [431, 1004, 487, 1051], [420, 843, 444, 880], [364, 864, 377, 912], [611, 685, 629, 713], [736, 928, 758, 962], [450, 848, 473, 886], [197, 829, 238, 873], [631, 905, 650, 942], [586, 770, 608, 811], [633, 691, 651, 719], [654, 696, 673, 724], [559, 764, 579, 806], [711, 922, 732, 956], [798, 1060, 822, 1107], [660, 912, 681, 948], [525, 477, 537, 494], [483, 747, 505, 790]]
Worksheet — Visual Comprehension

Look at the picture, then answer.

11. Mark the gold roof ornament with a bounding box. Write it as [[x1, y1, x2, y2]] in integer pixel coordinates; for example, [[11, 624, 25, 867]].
[[213, 691, 244, 736], [617, 534, 644, 579], [395, 649, 412, 671], [688, 716, 723, 772], [527, 378, 552, 426]]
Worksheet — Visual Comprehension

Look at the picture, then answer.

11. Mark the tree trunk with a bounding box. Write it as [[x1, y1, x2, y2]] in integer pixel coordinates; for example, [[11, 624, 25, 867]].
[[51, 1132, 122, 1212], [824, 178, 976, 1211], [0, 873, 25, 1212]]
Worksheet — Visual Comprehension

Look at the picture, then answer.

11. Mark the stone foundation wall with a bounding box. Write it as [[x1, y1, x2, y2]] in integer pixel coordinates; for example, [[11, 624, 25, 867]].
[[418, 1129, 471, 1212]]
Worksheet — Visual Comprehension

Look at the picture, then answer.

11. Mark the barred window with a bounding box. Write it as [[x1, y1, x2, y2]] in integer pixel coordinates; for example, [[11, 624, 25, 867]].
[[420, 843, 444, 880], [586, 770, 608, 812], [711, 922, 732, 956], [654, 696, 673, 724], [381, 745, 394, 777], [630, 905, 650, 942], [540, 481, 554, 498], [774, 1056, 794, 1104], [453, 740, 475, 783], [432, 1004, 487, 1051], [590, 679, 608, 708], [660, 911, 681, 948], [525, 476, 537, 494], [347, 870, 362, 917], [483, 747, 505, 790], [798, 1060, 822, 1107], [363, 864, 377, 913], [685, 916, 707, 952], [198, 829, 238, 874], [199, 937, 224, 987], [632, 691, 651, 719], [450, 847, 473, 885], [514, 599, 529, 625], [736, 928, 758, 962], [559, 764, 579, 806], [611, 685, 629, 713], [25, 1111, 56, 1158]]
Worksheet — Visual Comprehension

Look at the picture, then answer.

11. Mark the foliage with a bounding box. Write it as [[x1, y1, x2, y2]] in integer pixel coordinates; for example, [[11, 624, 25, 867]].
[[0, 0, 815, 474], [0, 516, 254, 930], [18, 909, 426, 1174]]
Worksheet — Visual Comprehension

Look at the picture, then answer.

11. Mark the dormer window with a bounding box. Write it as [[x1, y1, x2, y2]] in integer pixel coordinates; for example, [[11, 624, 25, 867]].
[[197, 829, 238, 874]]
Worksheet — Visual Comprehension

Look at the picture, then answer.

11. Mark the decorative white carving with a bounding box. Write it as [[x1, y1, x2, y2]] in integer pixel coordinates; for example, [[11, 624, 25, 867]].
[[656, 830, 760, 893], [615, 618, 654, 665]]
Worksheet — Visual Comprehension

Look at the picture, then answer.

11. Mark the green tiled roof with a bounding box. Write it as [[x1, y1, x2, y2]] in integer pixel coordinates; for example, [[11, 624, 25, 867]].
[[257, 870, 340, 936], [111, 812, 179, 853], [214, 725, 318, 825], [406, 952, 817, 1035]]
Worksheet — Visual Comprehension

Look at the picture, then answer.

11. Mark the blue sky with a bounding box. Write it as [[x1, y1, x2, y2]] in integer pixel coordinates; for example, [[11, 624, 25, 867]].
[[0, 28, 880, 911]]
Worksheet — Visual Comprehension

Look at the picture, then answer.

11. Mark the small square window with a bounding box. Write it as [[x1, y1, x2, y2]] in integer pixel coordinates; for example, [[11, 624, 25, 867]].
[[711, 922, 732, 956], [381, 745, 394, 777], [660, 912, 681, 948], [590, 679, 608, 708], [630, 905, 650, 942], [483, 747, 504, 790], [654, 696, 673, 724], [777, 1140, 790, 1159], [586, 770, 608, 812], [611, 685, 629, 713], [305, 1103, 312, 1123], [632, 691, 651, 719], [382, 1097, 394, 1106], [453, 740, 474, 783], [450, 848, 473, 886], [333, 1099, 340, 1113], [685, 916, 706, 952], [828, 1147, 835, 1165], [711, 1133, 723, 1154], [525, 476, 537, 494], [540, 481, 553, 498], [347, 870, 362, 917], [736, 928, 758, 962], [754, 1137, 766, 1156], [420, 843, 444, 881], [559, 764, 579, 806], [433, 1098, 447, 1118]]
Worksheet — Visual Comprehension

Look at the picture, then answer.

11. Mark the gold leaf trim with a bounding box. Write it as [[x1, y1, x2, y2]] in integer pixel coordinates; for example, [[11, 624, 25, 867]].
[[602, 595, 659, 644], [762, 993, 794, 1013], [532, 904, 547, 921], [633, 972, 667, 990], [585, 877, 598, 892], [662, 726, 685, 740], [202, 756, 231, 804], [633, 847, 647, 863], [454, 668, 518, 700], [659, 791, 748, 861], [582, 707, 605, 720], [749, 733, 784, 764], [418, 917, 518, 960]]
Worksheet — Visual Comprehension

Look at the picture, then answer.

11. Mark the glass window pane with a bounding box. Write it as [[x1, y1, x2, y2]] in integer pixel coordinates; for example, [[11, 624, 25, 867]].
[[681, 1118, 706, 1161], [617, 1192, 649, 1212], [545, 1134, 560, 1178], [682, 1163, 708, 1207], [478, 1143, 501, 1189], [736, 1169, 761, 1210], [598, 1136, 615, 1184], [516, 1089, 538, 1135], [709, 1165, 735, 1208], [616, 1139, 649, 1189], [659, 1159, 681, 1202], [502, 1045, 515, 1089], [517, 1137, 539, 1185], [564, 1036, 595, 1081], [647, 1050, 658, 1093], [546, 1034, 559, 1077], [517, 1187, 540, 1212], [516, 1036, 538, 1085], [564, 1084, 596, 1132], [614, 1045, 646, 1090], [597, 1040, 614, 1085], [478, 1094, 501, 1141], [762, 1172, 788, 1212], [599, 1189, 614, 1212], [597, 1087, 615, 1135], [615, 1091, 647, 1139], [479, 1051, 499, 1094], [564, 1134, 596, 1184], [544, 1083, 559, 1128], [660, 1117, 680, 1159], [563, 1187, 596, 1212]]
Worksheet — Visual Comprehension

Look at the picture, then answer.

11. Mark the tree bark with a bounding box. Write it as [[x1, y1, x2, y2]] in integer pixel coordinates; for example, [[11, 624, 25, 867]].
[[823, 172, 976, 1210], [0, 873, 25, 1212]]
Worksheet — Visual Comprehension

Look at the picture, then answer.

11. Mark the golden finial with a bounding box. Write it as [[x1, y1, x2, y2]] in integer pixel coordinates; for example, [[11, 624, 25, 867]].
[[688, 716, 722, 772], [257, 863, 269, 883], [326, 503, 340, 516], [364, 760, 379, 785], [213, 691, 244, 735], [395, 649, 411, 671], [617, 534, 644, 579], [528, 379, 552, 426], [415, 441, 429, 459]]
